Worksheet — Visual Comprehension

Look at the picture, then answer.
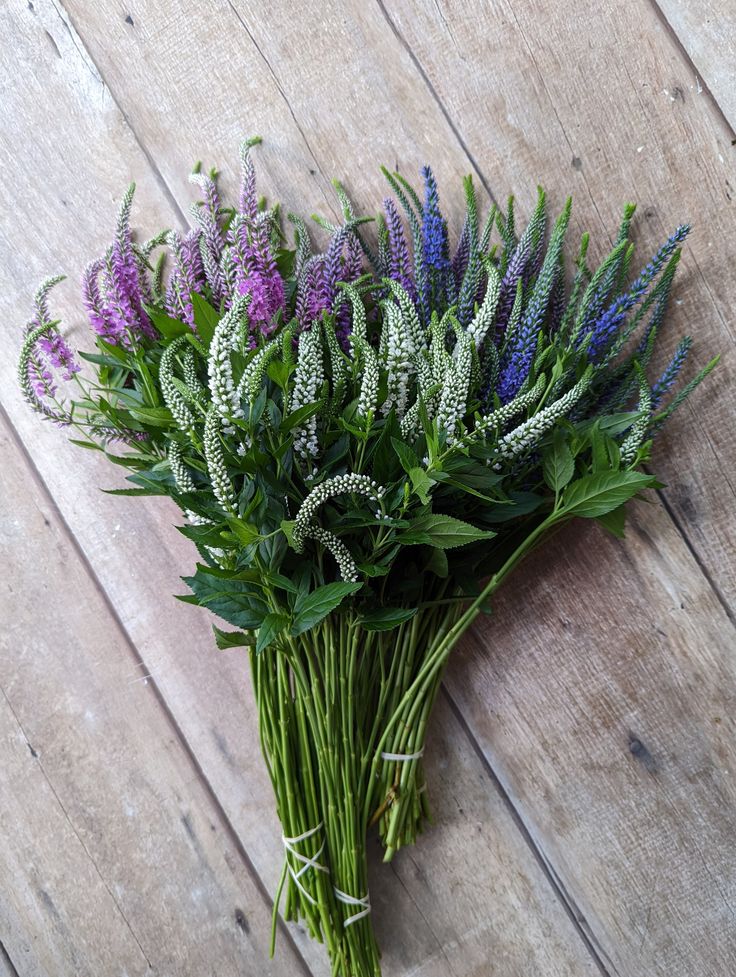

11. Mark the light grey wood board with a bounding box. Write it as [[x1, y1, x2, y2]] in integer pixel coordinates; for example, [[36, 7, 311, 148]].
[[50, 2, 736, 975], [0, 415, 311, 977], [0, 3, 609, 975], [656, 0, 736, 132]]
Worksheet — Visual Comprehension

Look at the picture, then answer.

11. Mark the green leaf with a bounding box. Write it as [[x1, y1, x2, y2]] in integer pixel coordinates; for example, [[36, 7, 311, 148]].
[[280, 400, 322, 433], [191, 292, 220, 347], [213, 626, 255, 650], [291, 581, 361, 636], [391, 437, 421, 474], [226, 518, 262, 547], [182, 566, 269, 630], [596, 504, 627, 538], [103, 486, 167, 497], [128, 406, 174, 428], [257, 612, 290, 653], [400, 513, 495, 549], [409, 467, 433, 505], [358, 607, 418, 631], [69, 438, 103, 451], [562, 471, 655, 519], [280, 519, 296, 549], [426, 547, 449, 577], [145, 306, 190, 339], [543, 430, 574, 492]]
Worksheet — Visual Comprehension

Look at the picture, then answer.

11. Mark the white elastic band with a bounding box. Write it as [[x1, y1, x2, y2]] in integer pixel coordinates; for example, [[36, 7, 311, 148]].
[[380, 748, 424, 762], [333, 886, 371, 926], [282, 822, 328, 907]]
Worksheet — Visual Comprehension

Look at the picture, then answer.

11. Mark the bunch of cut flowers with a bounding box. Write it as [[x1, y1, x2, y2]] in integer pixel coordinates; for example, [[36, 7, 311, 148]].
[[19, 138, 716, 977]]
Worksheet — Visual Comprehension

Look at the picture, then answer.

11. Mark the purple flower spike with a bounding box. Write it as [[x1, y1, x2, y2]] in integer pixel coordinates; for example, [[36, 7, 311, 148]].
[[586, 225, 690, 360], [651, 336, 693, 408], [28, 355, 57, 400], [421, 166, 450, 273], [384, 198, 415, 300], [296, 256, 332, 330], [166, 229, 206, 329], [83, 186, 157, 346], [37, 331, 81, 381]]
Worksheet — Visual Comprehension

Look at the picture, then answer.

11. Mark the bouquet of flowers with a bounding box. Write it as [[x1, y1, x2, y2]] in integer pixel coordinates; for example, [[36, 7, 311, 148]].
[[19, 138, 716, 977]]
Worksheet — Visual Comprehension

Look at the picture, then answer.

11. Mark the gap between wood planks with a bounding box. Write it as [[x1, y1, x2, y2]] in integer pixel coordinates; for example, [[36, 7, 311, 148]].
[[0, 403, 314, 977], [647, 0, 736, 144], [28, 2, 733, 975], [0, 939, 21, 977]]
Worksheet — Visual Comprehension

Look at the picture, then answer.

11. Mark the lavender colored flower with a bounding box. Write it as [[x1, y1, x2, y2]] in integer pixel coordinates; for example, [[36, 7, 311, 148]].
[[498, 199, 571, 402], [82, 186, 157, 346], [190, 171, 226, 304], [231, 219, 286, 336], [37, 331, 81, 381], [28, 355, 56, 399], [452, 218, 471, 288], [296, 256, 332, 330], [382, 198, 415, 301], [166, 229, 206, 329]]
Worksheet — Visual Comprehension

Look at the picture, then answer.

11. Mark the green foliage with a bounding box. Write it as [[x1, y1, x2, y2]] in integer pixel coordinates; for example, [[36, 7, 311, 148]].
[[26, 170, 716, 656]]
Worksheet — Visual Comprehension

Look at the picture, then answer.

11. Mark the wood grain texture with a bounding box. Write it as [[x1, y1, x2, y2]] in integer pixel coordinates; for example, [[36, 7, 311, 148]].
[[2, 0, 735, 974], [656, 0, 736, 131], [0, 416, 311, 977], [0, 3, 608, 975]]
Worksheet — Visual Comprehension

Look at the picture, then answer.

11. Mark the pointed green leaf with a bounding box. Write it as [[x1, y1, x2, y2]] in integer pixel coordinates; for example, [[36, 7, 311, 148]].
[[291, 581, 361, 636], [562, 471, 654, 518]]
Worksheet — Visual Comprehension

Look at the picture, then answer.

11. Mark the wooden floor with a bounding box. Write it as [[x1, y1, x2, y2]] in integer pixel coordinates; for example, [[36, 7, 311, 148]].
[[1, 2, 735, 975]]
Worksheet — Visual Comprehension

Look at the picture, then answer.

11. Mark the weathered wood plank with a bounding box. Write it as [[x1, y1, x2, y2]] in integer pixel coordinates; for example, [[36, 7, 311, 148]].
[[48, 1, 736, 975], [656, 0, 736, 132], [0, 945, 18, 977], [448, 505, 736, 976], [0, 416, 311, 977], [0, 4, 607, 975]]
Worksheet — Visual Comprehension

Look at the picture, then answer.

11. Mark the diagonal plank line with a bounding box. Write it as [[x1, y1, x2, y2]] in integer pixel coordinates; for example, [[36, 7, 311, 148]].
[[0, 683, 155, 972], [0, 402, 315, 977], [440, 686, 616, 977], [373, 0, 498, 207], [647, 0, 736, 142], [0, 940, 21, 977], [50, 0, 189, 231]]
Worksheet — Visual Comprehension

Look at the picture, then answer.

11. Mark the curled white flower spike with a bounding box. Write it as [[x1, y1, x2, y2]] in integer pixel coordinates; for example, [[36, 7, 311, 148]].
[[292, 326, 324, 460], [204, 405, 236, 512], [382, 301, 412, 418], [467, 261, 501, 349], [168, 440, 196, 494], [237, 339, 279, 405], [437, 329, 473, 445], [620, 369, 652, 466], [160, 337, 197, 431], [497, 368, 593, 460], [300, 524, 360, 582], [384, 280, 425, 353], [466, 373, 547, 447], [353, 336, 379, 420], [208, 295, 249, 424], [293, 473, 384, 552]]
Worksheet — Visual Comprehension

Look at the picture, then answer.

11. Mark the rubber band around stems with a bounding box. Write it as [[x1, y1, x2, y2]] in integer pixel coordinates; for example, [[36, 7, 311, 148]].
[[380, 748, 424, 761], [333, 887, 371, 926], [281, 822, 328, 908]]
